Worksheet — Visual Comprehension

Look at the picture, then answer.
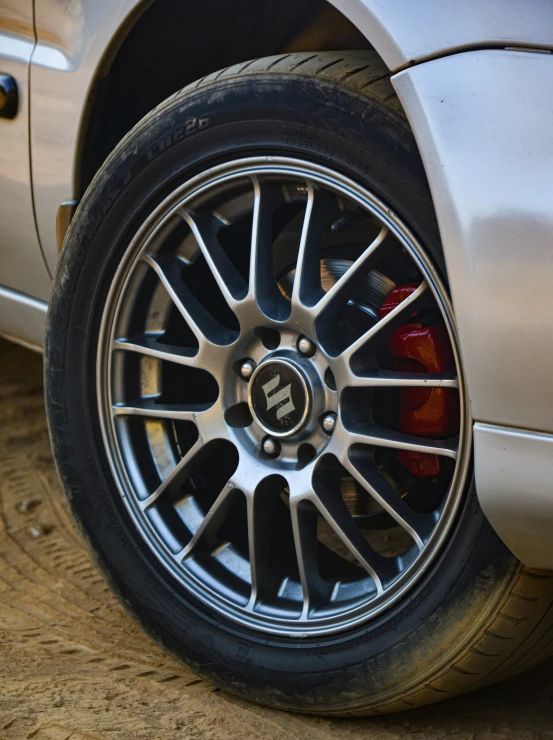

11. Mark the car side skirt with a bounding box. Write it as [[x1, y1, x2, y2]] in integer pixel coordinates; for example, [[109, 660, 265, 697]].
[[475, 424, 553, 569], [0, 285, 47, 352]]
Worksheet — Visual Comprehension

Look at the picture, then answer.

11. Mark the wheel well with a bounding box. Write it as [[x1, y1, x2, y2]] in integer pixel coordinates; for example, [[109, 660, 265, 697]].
[[78, 0, 371, 194]]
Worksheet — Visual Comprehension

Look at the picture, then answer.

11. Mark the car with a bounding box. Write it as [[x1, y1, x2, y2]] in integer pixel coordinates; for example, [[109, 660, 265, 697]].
[[2, 0, 553, 717]]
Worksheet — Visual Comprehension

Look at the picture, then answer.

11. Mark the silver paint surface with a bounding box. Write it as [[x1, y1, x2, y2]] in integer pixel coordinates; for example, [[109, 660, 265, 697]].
[[394, 49, 553, 566], [0, 285, 47, 348], [0, 0, 51, 300], [393, 49, 553, 434], [328, 0, 553, 70], [31, 0, 142, 276], [475, 424, 553, 569]]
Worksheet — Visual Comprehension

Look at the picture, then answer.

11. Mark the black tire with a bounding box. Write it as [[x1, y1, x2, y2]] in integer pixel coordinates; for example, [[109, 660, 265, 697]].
[[45, 51, 553, 715]]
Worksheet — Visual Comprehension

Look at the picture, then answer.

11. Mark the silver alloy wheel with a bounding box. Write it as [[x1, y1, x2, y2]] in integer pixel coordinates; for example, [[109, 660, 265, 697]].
[[97, 157, 471, 637]]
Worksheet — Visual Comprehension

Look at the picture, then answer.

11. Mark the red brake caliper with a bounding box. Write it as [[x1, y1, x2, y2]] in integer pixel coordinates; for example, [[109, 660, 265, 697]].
[[379, 286, 459, 477]]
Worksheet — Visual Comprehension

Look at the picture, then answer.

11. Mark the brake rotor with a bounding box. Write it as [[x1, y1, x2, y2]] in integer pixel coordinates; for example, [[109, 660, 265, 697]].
[[279, 257, 396, 318]]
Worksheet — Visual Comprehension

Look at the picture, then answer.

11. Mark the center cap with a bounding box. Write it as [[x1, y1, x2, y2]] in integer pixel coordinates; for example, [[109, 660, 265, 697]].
[[249, 359, 310, 437]]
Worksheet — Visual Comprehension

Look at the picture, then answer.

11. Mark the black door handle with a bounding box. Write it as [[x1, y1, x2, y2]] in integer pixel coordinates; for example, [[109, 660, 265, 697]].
[[0, 74, 18, 119]]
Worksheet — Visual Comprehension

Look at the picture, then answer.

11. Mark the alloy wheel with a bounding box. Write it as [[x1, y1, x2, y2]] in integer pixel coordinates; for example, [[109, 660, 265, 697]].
[[97, 157, 471, 636]]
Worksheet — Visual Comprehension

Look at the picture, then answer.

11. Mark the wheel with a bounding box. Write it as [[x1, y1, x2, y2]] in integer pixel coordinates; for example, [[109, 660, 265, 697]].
[[45, 51, 553, 715]]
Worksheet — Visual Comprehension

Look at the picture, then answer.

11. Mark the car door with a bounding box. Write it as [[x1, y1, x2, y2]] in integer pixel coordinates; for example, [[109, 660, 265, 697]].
[[0, 0, 51, 301]]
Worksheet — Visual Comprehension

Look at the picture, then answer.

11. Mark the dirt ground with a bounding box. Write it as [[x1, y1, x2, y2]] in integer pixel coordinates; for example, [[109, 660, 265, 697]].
[[1, 338, 553, 740]]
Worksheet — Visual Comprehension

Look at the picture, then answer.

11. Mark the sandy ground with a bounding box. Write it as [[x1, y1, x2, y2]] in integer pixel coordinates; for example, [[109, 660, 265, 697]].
[[1, 338, 553, 740]]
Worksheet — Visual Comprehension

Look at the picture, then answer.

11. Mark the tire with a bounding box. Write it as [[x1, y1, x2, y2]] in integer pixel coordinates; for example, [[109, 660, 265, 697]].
[[44, 51, 553, 716]]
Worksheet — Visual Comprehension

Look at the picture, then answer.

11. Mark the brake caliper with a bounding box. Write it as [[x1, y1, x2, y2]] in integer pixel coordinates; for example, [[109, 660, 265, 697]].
[[380, 286, 458, 477]]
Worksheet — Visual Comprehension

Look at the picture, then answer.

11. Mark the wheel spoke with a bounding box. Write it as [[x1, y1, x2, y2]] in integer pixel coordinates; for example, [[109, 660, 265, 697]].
[[291, 182, 330, 312], [139, 438, 204, 511], [289, 494, 333, 618], [142, 253, 235, 346], [342, 456, 434, 548], [341, 281, 428, 362], [347, 368, 459, 389], [113, 399, 211, 421], [312, 224, 388, 318], [345, 425, 459, 459], [246, 476, 285, 609], [309, 485, 391, 591], [180, 210, 248, 307], [178, 479, 241, 559], [113, 335, 198, 366], [248, 176, 290, 320]]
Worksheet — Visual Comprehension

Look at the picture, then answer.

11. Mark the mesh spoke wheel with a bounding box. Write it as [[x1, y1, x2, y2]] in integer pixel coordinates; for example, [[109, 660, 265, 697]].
[[98, 157, 471, 636]]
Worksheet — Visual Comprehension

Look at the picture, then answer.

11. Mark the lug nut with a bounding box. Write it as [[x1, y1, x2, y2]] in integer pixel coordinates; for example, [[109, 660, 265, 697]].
[[297, 336, 316, 357], [262, 437, 280, 457], [321, 412, 337, 435], [240, 360, 255, 380]]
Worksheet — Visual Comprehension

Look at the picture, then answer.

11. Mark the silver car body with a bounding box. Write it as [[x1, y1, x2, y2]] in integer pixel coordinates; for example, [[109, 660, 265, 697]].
[[1, 0, 553, 566]]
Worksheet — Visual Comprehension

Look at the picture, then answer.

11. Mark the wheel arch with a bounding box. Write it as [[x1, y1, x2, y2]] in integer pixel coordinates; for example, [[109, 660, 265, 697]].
[[76, 0, 371, 198], [32, 0, 374, 275], [73, 0, 553, 201], [32, 0, 553, 277]]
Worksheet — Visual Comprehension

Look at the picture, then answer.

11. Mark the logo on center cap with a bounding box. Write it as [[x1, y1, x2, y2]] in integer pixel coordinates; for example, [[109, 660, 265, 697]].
[[249, 360, 310, 436], [262, 374, 295, 420]]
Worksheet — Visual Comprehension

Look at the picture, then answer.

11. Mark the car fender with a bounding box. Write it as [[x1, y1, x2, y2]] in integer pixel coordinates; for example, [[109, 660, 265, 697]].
[[393, 48, 553, 568]]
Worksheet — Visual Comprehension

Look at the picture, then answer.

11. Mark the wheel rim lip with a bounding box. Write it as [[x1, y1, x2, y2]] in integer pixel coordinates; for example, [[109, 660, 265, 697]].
[[96, 156, 473, 637]]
